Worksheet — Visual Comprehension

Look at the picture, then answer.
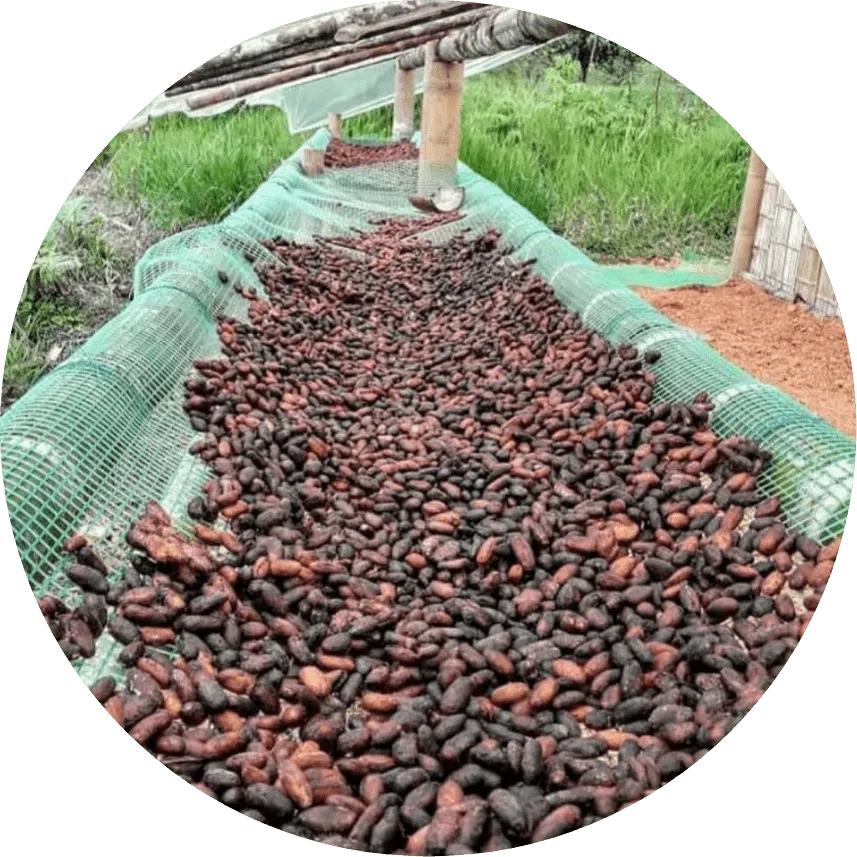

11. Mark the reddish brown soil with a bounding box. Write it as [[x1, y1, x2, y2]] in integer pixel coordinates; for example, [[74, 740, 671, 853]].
[[636, 278, 856, 437]]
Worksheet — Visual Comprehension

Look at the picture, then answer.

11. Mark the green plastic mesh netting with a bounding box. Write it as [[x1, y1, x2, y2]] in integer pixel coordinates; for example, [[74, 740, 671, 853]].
[[2, 129, 853, 682]]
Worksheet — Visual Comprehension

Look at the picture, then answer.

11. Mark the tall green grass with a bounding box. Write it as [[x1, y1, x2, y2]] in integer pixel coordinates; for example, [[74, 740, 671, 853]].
[[471, 65, 747, 258], [3, 198, 119, 405], [105, 108, 308, 231], [102, 60, 747, 259], [347, 61, 748, 258]]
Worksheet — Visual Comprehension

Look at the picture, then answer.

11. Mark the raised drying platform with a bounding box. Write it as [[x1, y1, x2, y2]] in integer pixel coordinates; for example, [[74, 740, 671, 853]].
[[1, 130, 852, 682]]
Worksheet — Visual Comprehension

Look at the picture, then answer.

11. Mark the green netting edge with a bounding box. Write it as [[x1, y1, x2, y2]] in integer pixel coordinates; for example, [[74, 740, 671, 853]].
[[602, 265, 726, 289], [451, 161, 854, 545]]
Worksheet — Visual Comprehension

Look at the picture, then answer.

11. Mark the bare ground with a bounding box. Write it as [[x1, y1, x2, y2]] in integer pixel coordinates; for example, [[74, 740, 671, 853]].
[[636, 278, 856, 437]]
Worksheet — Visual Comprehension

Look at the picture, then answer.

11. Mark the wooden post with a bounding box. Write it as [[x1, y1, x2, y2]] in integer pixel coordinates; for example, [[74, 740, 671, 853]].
[[301, 148, 325, 176], [393, 64, 416, 140], [327, 112, 342, 139], [417, 43, 464, 195], [730, 149, 767, 277]]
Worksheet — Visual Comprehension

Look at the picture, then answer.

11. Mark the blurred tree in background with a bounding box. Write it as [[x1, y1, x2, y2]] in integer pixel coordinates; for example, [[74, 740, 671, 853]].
[[519, 30, 642, 85]]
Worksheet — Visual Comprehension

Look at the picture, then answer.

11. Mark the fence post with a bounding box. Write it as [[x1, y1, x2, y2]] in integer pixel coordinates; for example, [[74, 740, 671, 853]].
[[730, 149, 767, 277], [795, 235, 824, 308]]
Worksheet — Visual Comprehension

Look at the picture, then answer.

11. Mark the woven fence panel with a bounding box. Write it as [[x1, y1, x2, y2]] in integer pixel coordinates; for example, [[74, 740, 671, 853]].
[[749, 170, 839, 317]]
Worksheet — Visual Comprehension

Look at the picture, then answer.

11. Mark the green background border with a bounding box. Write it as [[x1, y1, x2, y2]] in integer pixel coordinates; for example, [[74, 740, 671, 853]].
[[0, 0, 857, 857]]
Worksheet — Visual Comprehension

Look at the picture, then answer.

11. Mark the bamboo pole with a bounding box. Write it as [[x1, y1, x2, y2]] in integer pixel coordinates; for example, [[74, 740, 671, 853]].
[[167, 7, 487, 97], [417, 43, 464, 195], [796, 242, 823, 305], [334, 2, 479, 43], [301, 147, 325, 176], [177, 8, 569, 112], [399, 9, 572, 70], [183, 2, 434, 80], [393, 65, 416, 140], [176, 0, 454, 89], [730, 150, 767, 277], [327, 112, 342, 138], [170, 37, 335, 92], [185, 32, 441, 111]]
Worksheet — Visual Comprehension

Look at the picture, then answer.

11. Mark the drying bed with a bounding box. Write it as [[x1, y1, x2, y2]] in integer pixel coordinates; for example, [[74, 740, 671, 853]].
[[1, 133, 851, 848]]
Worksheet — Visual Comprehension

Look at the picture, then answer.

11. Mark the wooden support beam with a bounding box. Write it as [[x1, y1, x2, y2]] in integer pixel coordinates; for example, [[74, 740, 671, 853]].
[[334, 2, 478, 43], [399, 10, 572, 70], [168, 6, 487, 97], [182, 2, 433, 81], [730, 149, 767, 277], [327, 112, 342, 138], [185, 32, 438, 110], [301, 147, 325, 176], [393, 65, 416, 140], [417, 44, 464, 195]]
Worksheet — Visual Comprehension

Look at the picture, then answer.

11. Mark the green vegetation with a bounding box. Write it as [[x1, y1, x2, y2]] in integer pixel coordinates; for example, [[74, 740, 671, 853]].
[[26, 198, 118, 295], [104, 109, 308, 230], [3, 298, 87, 402], [348, 59, 748, 259], [3, 199, 125, 405], [3, 333, 48, 405], [6, 57, 748, 404], [100, 59, 747, 260]]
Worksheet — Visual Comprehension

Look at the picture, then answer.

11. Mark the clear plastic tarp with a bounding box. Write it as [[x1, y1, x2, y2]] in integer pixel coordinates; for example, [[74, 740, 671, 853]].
[[280, 43, 543, 132], [123, 43, 546, 133]]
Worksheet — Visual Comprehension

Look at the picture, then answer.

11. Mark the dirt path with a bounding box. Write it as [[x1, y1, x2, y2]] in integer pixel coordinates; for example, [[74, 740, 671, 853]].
[[636, 278, 855, 437]]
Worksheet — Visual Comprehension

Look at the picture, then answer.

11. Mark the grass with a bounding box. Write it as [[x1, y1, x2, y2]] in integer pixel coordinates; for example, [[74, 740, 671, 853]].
[[3, 299, 88, 401], [3, 335, 48, 404], [98, 60, 747, 260], [27, 197, 118, 299], [2, 198, 125, 406], [103, 108, 308, 230], [347, 58, 749, 259]]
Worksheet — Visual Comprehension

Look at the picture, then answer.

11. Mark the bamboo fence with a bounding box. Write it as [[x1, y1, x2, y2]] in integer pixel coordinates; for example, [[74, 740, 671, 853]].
[[733, 153, 839, 316], [746, 170, 838, 317]]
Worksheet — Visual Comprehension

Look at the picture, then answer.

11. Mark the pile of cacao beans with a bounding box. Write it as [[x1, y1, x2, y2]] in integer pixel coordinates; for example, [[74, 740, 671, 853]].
[[39, 539, 112, 660], [45, 214, 837, 852], [324, 138, 419, 169]]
